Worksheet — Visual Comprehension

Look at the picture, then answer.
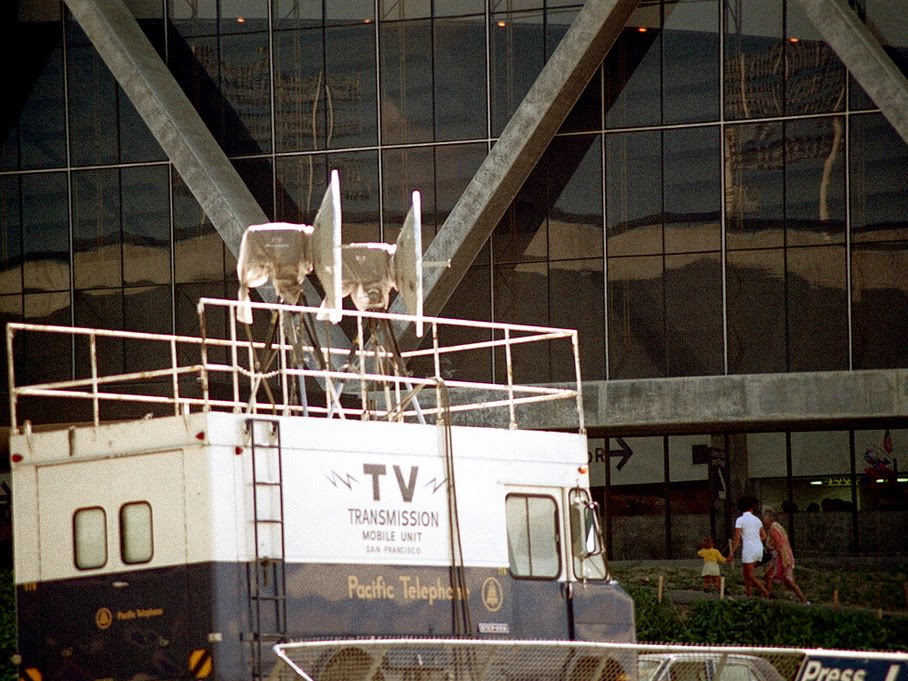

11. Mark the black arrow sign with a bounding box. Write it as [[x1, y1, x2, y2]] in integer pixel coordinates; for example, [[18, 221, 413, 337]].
[[609, 437, 633, 471]]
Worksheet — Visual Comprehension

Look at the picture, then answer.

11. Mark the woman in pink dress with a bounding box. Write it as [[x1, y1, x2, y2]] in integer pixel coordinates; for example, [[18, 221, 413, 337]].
[[762, 507, 808, 603]]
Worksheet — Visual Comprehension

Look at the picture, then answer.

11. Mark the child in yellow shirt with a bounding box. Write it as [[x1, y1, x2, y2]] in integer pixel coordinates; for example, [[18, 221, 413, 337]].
[[697, 537, 726, 592]]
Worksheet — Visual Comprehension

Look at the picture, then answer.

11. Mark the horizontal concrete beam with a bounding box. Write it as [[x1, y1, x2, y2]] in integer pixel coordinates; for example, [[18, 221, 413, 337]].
[[450, 369, 908, 434]]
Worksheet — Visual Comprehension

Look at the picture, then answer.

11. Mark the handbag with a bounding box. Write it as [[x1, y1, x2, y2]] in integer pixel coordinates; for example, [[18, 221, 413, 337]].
[[757, 543, 772, 566]]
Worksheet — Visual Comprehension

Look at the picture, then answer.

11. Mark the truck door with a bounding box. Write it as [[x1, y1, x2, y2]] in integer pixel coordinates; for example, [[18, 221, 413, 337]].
[[565, 487, 635, 643]]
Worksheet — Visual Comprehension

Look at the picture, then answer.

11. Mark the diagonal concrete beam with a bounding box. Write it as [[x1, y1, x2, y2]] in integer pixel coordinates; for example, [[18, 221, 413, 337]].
[[64, 0, 349, 348], [390, 0, 639, 332], [792, 0, 908, 145]]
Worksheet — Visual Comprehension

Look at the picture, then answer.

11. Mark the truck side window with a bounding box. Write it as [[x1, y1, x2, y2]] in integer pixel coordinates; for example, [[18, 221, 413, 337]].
[[74, 506, 107, 569], [505, 494, 560, 578], [120, 501, 153, 564]]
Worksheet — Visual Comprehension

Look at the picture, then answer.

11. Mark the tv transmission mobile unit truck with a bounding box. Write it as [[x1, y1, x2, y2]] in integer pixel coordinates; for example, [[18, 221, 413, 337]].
[[9, 175, 635, 681]]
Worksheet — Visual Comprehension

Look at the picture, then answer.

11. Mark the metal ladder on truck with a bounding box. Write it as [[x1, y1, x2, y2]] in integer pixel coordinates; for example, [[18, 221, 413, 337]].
[[246, 417, 288, 680]]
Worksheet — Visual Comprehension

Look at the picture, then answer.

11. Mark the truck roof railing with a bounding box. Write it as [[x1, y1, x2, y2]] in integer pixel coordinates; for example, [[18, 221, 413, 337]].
[[7, 297, 585, 434]]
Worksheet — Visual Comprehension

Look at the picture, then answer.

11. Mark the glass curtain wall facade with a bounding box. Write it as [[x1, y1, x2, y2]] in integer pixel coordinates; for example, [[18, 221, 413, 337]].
[[0, 0, 906, 558]]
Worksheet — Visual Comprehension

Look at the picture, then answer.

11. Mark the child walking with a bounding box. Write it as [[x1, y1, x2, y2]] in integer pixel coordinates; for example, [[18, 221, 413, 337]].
[[697, 536, 726, 592]]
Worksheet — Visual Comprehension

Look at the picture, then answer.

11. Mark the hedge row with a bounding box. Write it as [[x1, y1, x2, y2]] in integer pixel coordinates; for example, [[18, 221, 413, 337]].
[[630, 586, 908, 651]]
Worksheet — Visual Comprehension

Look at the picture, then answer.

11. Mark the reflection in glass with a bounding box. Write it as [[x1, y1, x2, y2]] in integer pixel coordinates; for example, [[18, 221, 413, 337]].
[[0, 176, 22, 294], [123, 166, 170, 286], [851, 242, 908, 370], [849, 114, 908, 243], [550, 258, 604, 381], [17, 38, 66, 170], [75, 288, 124, 377], [604, 7, 661, 128], [726, 248, 786, 373], [786, 244, 848, 371], [607, 254, 665, 379], [68, 42, 119, 167], [665, 252, 722, 376], [433, 143, 487, 232], [434, 16, 486, 141], [437, 263, 492, 384], [219, 32, 272, 154], [272, 27, 324, 152], [173, 174, 226, 284], [784, 1, 844, 116], [663, 126, 720, 254], [663, 0, 719, 124], [124, 285, 173, 372], [22, 173, 68, 293], [382, 146, 435, 234], [73, 170, 121, 290], [606, 130, 662, 257], [276, 154, 329, 223], [785, 117, 845, 246], [326, 24, 378, 148], [725, 121, 784, 250], [381, 19, 433, 144], [328, 151, 379, 241], [550, 136, 602, 261], [491, 10, 545, 136], [723, 0, 783, 121], [493, 261, 549, 384]]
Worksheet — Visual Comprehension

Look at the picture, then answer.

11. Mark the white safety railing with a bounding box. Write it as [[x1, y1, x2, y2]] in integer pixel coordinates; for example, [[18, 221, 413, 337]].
[[7, 297, 585, 433]]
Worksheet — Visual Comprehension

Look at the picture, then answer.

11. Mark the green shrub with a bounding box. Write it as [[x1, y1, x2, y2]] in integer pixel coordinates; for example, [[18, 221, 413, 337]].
[[630, 585, 908, 651]]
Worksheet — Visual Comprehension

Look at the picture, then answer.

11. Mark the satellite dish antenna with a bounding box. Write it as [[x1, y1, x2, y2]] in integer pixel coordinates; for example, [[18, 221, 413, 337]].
[[312, 169, 343, 323], [236, 222, 314, 324], [392, 191, 423, 337]]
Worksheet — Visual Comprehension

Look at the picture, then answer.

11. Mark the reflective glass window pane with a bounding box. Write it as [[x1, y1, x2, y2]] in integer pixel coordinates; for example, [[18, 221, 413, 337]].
[[667, 434, 712, 557], [606, 130, 662, 257], [435, 0, 485, 17], [273, 0, 323, 27], [493, 157, 546, 264], [852, 1, 908, 109], [22, 292, 71, 391], [381, 19, 433, 144], [381, 0, 430, 19], [666, 252, 722, 376], [785, 117, 845, 247], [664, 126, 720, 254], [784, 2, 845, 116], [73, 169, 121, 290], [726, 248, 786, 374], [434, 15, 486, 141], [22, 172, 69, 292], [382, 146, 435, 235], [854, 427, 906, 513], [168, 0, 217, 34], [273, 27, 324, 153], [437, 262, 492, 384], [330, 151, 380, 242], [173, 174, 227, 283], [220, 32, 272, 154], [850, 113, 908, 243], [119, 93, 165, 163], [68, 42, 120, 166], [124, 285, 173, 372], [433, 143, 486, 232], [604, 5, 661, 128], [550, 258, 604, 381], [234, 157, 274, 223], [326, 23, 378, 149], [786, 244, 848, 371], [663, 0, 719, 124], [562, 67, 602, 134], [491, 11, 545, 136], [326, 0, 373, 24], [122, 166, 170, 286], [493, 262, 549, 382], [851, 241, 908, 370], [13, 27, 66, 170], [607, 254, 665, 379], [275, 154, 329, 223], [75, 288, 125, 377], [550, 135, 602, 260], [0, 176, 23, 294], [723, 0, 783, 120], [220, 0, 269, 32], [725, 122, 784, 250]]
